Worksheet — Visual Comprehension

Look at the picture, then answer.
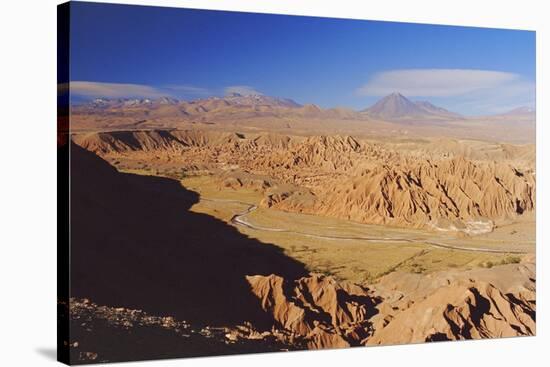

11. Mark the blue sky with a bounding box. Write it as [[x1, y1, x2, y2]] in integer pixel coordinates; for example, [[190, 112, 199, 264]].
[[69, 2, 536, 115]]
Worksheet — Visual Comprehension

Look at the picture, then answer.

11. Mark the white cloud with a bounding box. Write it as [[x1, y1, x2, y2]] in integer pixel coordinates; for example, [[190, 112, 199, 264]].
[[70, 81, 214, 100], [224, 85, 262, 96], [448, 80, 535, 114], [357, 69, 535, 115], [357, 69, 521, 97], [163, 84, 210, 96], [70, 81, 168, 98]]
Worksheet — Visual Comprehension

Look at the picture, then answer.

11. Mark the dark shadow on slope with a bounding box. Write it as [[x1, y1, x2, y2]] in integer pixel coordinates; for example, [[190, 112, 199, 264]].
[[69, 142, 308, 329]]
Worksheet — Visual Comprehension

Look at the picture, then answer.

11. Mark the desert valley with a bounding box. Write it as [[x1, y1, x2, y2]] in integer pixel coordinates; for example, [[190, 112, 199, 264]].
[[63, 91, 536, 363]]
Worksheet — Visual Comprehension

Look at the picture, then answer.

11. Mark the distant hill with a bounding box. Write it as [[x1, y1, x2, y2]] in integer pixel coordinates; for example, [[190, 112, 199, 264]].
[[499, 106, 535, 116], [477, 106, 535, 123], [363, 92, 462, 120], [73, 93, 370, 127]]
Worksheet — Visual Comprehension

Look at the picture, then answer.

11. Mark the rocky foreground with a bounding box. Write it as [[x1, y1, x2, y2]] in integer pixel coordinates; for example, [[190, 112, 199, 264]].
[[62, 299, 296, 364], [66, 259, 535, 363], [247, 259, 535, 346]]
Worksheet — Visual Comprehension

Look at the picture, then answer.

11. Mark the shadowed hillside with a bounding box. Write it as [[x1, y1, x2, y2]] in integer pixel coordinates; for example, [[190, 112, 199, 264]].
[[69, 142, 308, 328]]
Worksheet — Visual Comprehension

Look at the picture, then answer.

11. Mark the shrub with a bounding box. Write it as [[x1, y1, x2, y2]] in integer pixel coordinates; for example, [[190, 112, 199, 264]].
[[500, 256, 521, 265]]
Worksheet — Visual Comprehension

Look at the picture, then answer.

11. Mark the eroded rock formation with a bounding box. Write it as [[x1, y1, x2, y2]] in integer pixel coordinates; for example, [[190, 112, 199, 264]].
[[73, 129, 534, 233]]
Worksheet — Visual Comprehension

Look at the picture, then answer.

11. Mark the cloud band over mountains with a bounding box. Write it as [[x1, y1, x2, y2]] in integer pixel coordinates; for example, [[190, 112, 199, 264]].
[[357, 69, 527, 97], [69, 81, 266, 100], [68, 81, 214, 99], [224, 85, 262, 96], [70, 81, 168, 98], [357, 69, 535, 114], [68, 68, 534, 115]]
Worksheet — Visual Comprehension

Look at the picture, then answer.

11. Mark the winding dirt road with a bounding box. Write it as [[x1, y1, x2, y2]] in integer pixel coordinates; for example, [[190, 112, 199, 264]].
[[202, 198, 527, 255]]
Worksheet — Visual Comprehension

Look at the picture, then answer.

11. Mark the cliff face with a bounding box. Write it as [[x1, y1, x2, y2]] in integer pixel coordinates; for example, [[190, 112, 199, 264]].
[[367, 280, 535, 344], [245, 274, 379, 348], [267, 157, 535, 232], [242, 263, 535, 348]]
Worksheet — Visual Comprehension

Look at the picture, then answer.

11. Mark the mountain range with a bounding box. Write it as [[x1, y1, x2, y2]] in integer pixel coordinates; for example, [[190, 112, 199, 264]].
[[76, 91, 535, 123], [84, 92, 302, 110], [70, 92, 535, 145]]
